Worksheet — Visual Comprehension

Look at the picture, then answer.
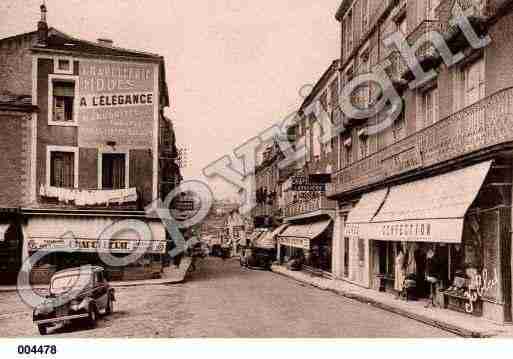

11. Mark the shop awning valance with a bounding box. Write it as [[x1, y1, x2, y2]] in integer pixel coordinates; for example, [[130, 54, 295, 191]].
[[278, 220, 332, 249], [344, 188, 389, 239], [366, 160, 493, 243]]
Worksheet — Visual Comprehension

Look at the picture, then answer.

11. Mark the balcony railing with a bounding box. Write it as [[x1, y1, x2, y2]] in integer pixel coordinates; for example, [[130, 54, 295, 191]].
[[283, 196, 337, 219], [328, 86, 513, 198]]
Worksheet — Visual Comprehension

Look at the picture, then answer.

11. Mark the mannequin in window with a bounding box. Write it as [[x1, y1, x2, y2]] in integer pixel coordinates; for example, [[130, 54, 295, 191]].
[[394, 243, 406, 299]]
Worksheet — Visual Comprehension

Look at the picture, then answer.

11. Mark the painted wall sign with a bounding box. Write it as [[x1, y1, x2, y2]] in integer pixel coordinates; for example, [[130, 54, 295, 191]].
[[78, 60, 156, 149]]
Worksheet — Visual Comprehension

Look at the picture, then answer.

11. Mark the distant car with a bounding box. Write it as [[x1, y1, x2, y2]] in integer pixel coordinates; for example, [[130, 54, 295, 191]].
[[240, 247, 275, 270], [33, 266, 115, 335]]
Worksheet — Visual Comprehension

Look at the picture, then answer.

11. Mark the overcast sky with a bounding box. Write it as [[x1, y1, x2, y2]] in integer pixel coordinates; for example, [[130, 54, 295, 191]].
[[0, 0, 340, 200]]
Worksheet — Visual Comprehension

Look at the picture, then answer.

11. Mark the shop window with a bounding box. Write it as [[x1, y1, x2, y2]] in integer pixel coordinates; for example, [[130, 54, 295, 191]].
[[344, 236, 350, 277], [49, 75, 78, 126], [49, 149, 77, 188], [358, 238, 365, 263]]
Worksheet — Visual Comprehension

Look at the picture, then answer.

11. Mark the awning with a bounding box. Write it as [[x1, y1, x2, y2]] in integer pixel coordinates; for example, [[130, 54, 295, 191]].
[[0, 224, 9, 242], [254, 224, 289, 249], [278, 219, 332, 250], [366, 161, 493, 243], [344, 188, 388, 238]]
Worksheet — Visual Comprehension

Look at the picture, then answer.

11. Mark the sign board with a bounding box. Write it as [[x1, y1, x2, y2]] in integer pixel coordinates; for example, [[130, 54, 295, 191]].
[[308, 174, 332, 184], [28, 238, 166, 254], [78, 60, 156, 149], [292, 176, 326, 192]]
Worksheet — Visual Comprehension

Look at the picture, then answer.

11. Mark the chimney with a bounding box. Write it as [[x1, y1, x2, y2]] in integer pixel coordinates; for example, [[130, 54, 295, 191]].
[[97, 38, 114, 46], [37, 3, 48, 46]]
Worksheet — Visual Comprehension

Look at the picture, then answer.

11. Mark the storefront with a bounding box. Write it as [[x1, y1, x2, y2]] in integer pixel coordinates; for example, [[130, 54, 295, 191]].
[[22, 213, 167, 284], [343, 160, 512, 323], [0, 212, 23, 285], [278, 218, 333, 273]]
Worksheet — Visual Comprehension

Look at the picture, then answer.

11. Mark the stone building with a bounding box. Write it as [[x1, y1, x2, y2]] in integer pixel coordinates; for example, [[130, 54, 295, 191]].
[[329, 0, 513, 323], [276, 60, 339, 274], [0, 4, 181, 283]]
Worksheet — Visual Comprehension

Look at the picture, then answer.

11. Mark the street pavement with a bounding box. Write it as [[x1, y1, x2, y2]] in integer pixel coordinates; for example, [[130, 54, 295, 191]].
[[0, 257, 456, 338]]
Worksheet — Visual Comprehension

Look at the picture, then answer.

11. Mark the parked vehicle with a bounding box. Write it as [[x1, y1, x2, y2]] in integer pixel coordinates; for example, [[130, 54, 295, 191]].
[[240, 247, 275, 270], [32, 266, 115, 335]]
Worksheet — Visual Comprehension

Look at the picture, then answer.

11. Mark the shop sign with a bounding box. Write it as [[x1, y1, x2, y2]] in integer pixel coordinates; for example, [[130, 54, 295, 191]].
[[292, 176, 326, 192], [28, 237, 166, 254], [78, 60, 156, 149], [464, 269, 498, 314], [279, 237, 309, 250], [368, 219, 464, 243]]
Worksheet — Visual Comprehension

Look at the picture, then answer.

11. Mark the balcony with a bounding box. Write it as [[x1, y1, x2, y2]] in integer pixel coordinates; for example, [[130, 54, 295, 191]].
[[283, 196, 337, 220], [328, 86, 513, 198]]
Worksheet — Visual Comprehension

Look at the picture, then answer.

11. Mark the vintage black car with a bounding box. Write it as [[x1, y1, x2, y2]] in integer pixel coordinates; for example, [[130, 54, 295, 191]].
[[240, 247, 275, 270], [33, 266, 115, 335]]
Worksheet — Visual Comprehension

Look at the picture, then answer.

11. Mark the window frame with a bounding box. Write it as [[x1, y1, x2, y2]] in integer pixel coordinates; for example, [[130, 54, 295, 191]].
[[97, 149, 130, 190], [48, 74, 79, 127], [53, 57, 74, 75], [46, 145, 79, 189]]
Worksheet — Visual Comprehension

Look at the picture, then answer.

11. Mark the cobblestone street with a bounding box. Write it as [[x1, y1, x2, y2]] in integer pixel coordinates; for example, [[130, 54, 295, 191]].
[[0, 258, 456, 338]]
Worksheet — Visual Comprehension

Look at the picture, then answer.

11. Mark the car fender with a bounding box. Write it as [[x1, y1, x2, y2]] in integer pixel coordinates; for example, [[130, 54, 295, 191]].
[[78, 297, 96, 312]]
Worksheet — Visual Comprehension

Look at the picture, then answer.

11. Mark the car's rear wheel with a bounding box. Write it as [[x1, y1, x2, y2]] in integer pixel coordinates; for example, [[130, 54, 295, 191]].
[[87, 305, 97, 328], [37, 324, 48, 335]]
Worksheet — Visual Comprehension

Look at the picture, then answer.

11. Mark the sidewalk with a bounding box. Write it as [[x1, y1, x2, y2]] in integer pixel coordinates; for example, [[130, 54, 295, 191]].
[[0, 257, 192, 293], [272, 264, 513, 338]]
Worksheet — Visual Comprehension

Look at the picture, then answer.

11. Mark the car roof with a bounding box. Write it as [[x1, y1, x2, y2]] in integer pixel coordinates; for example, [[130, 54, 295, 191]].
[[53, 266, 104, 277]]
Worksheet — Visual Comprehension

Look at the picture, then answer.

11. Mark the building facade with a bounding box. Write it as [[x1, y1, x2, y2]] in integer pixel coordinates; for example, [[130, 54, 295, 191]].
[[0, 5, 182, 283], [329, 0, 513, 323], [277, 60, 340, 274]]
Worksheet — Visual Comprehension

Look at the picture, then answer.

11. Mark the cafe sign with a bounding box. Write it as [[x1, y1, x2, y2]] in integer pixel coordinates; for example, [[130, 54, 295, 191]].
[[28, 237, 166, 254]]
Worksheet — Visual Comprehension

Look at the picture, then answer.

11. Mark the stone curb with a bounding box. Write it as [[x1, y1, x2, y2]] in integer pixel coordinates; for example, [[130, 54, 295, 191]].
[[271, 266, 495, 338]]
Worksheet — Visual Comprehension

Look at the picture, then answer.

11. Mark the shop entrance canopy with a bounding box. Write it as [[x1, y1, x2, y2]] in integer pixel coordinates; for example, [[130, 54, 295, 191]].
[[364, 161, 493, 243], [278, 220, 332, 250], [344, 189, 389, 239]]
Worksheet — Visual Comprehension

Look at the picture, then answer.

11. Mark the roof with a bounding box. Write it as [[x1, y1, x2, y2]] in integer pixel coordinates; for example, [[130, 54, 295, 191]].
[[53, 266, 104, 277], [299, 59, 340, 112], [335, 0, 353, 21], [0, 27, 162, 61]]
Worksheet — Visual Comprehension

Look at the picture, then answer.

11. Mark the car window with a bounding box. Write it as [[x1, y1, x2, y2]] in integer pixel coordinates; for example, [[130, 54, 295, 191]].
[[50, 274, 88, 295]]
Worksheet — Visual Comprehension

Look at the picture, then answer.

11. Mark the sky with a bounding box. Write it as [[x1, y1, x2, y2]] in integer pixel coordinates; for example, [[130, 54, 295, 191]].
[[0, 0, 341, 201]]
